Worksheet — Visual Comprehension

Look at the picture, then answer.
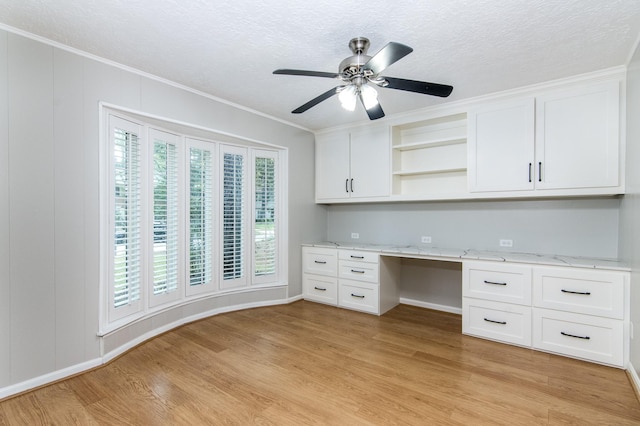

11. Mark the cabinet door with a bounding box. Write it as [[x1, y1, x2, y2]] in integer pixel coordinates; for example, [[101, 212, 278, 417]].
[[315, 131, 350, 200], [535, 81, 620, 190], [349, 126, 390, 198], [468, 98, 535, 192]]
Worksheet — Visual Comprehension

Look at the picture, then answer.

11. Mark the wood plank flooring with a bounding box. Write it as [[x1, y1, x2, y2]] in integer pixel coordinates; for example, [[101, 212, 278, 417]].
[[1, 301, 639, 425]]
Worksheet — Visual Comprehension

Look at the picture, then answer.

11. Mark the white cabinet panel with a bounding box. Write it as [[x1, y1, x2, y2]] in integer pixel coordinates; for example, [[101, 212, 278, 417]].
[[339, 280, 379, 314], [533, 308, 623, 367], [315, 131, 350, 200], [463, 261, 532, 305], [303, 274, 338, 306], [350, 127, 390, 198], [468, 98, 535, 192], [535, 80, 620, 190], [463, 298, 532, 347], [302, 246, 338, 276]]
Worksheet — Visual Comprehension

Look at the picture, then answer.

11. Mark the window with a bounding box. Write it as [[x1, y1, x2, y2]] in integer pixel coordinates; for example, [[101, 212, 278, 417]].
[[149, 129, 182, 306], [221, 146, 248, 289], [109, 116, 143, 322], [101, 109, 287, 332], [253, 150, 278, 283], [187, 140, 216, 296]]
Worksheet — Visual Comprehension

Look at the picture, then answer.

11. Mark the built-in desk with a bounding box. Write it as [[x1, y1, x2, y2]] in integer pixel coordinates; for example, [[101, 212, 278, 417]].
[[302, 242, 630, 368]]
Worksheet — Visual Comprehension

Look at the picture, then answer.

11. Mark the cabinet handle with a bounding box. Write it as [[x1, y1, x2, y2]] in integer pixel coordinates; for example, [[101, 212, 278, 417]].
[[484, 318, 507, 325], [313, 286, 327, 291], [351, 293, 365, 298], [350, 269, 365, 274], [350, 255, 365, 259], [538, 162, 542, 182], [314, 260, 327, 264], [528, 163, 532, 183], [561, 331, 590, 340], [350, 178, 354, 193], [484, 280, 507, 286], [345, 178, 349, 193], [561, 289, 591, 295]]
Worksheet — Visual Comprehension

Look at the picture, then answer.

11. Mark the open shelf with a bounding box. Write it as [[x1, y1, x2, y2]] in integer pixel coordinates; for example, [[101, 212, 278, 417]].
[[393, 167, 467, 177], [393, 137, 467, 151]]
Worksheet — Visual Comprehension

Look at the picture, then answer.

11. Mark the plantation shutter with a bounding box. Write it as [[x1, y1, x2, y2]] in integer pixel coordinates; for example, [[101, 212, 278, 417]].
[[221, 146, 248, 288], [149, 129, 181, 306], [110, 115, 143, 321], [253, 151, 277, 282], [187, 140, 216, 295]]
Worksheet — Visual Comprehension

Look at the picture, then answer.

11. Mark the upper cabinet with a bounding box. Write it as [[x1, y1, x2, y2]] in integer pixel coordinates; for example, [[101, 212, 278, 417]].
[[315, 70, 625, 203], [315, 126, 390, 202], [468, 79, 622, 196]]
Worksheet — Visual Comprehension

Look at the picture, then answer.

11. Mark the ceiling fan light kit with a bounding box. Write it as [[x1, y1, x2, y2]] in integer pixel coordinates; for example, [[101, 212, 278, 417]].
[[273, 37, 453, 120]]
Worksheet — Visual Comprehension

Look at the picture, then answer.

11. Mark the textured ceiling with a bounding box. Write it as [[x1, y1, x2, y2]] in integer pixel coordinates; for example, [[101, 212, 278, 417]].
[[1, 0, 639, 131]]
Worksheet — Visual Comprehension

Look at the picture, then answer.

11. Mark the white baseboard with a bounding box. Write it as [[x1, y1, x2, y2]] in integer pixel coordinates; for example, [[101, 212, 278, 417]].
[[0, 358, 102, 400], [627, 361, 640, 402], [400, 297, 462, 315]]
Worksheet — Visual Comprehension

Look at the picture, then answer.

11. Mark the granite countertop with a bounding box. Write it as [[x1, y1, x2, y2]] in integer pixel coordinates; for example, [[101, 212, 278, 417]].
[[302, 241, 629, 271]]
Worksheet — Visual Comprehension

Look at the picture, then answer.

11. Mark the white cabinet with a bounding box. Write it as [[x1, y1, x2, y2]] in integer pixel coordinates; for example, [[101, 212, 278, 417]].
[[302, 247, 338, 306], [315, 126, 390, 201], [535, 80, 620, 191], [462, 261, 533, 347], [532, 266, 627, 366], [468, 98, 535, 192], [468, 79, 622, 195]]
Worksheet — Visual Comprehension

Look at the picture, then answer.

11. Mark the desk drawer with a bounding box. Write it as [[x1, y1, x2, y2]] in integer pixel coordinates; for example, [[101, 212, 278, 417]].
[[339, 280, 379, 314], [532, 308, 623, 367], [463, 261, 532, 305], [302, 247, 337, 276], [338, 250, 379, 263], [303, 274, 338, 306], [533, 267, 624, 319], [339, 260, 379, 283], [463, 298, 532, 347]]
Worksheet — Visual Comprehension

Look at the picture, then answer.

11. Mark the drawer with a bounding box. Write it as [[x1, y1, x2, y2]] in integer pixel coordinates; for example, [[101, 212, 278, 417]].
[[463, 261, 532, 305], [533, 267, 625, 319], [302, 247, 337, 276], [462, 298, 532, 347], [532, 308, 624, 367], [339, 280, 379, 314], [303, 274, 338, 306], [338, 249, 379, 264], [339, 260, 379, 283]]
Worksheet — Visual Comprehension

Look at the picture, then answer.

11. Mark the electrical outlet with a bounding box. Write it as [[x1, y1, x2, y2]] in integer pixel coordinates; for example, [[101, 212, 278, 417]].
[[499, 239, 513, 247], [351, 232, 359, 239], [421, 236, 432, 243]]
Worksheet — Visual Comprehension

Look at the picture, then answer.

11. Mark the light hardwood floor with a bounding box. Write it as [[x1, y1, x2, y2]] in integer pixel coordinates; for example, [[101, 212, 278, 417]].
[[1, 301, 639, 425]]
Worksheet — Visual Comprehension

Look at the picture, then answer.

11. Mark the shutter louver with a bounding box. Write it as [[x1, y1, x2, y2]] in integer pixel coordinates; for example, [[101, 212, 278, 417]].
[[189, 147, 213, 287], [223, 152, 245, 281], [254, 156, 276, 277], [113, 127, 141, 308]]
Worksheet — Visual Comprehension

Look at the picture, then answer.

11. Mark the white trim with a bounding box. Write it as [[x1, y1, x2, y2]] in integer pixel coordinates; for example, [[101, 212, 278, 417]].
[[0, 359, 102, 400], [0, 23, 311, 133], [400, 298, 462, 315], [628, 361, 640, 402]]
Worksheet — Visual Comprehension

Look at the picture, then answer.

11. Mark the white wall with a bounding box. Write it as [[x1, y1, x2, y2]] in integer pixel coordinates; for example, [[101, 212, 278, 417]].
[[0, 28, 325, 393], [620, 42, 640, 374], [327, 198, 620, 258]]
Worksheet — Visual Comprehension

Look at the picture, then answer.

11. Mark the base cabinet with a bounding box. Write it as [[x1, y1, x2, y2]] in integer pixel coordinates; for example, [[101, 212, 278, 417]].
[[463, 260, 628, 367]]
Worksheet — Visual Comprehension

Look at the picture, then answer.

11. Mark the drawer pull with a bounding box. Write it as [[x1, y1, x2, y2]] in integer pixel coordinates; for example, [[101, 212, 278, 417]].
[[483, 318, 507, 325], [314, 260, 327, 264], [561, 331, 590, 340], [561, 289, 591, 295], [350, 269, 365, 274], [313, 286, 327, 291], [350, 255, 365, 259], [351, 293, 365, 299], [483, 280, 507, 286]]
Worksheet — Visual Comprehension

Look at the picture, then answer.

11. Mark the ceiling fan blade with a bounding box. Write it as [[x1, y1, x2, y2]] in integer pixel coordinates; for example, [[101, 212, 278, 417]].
[[383, 77, 453, 97], [359, 95, 385, 120], [363, 42, 413, 75], [292, 86, 341, 114], [273, 69, 340, 79]]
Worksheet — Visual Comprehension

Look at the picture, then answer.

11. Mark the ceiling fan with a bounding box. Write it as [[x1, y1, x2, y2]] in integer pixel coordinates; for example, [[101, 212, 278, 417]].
[[273, 37, 453, 120]]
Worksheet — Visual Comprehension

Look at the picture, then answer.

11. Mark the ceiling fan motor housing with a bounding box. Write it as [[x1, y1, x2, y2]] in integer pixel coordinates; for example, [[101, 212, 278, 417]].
[[339, 37, 373, 78]]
